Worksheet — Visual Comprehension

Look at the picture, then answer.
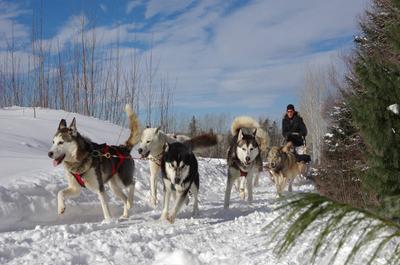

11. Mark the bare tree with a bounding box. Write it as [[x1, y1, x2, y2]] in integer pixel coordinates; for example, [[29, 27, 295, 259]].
[[299, 65, 328, 165]]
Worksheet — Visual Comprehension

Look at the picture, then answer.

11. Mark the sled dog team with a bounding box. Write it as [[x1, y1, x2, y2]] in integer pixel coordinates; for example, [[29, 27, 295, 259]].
[[48, 105, 308, 223]]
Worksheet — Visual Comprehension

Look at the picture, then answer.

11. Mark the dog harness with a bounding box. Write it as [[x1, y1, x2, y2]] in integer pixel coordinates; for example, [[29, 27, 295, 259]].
[[71, 144, 127, 188]]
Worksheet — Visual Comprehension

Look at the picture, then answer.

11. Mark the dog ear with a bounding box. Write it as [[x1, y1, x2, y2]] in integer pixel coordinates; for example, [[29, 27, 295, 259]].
[[69, 117, 77, 136], [252, 128, 257, 137], [237, 129, 243, 142], [155, 126, 161, 133], [58, 119, 67, 130], [164, 142, 169, 153]]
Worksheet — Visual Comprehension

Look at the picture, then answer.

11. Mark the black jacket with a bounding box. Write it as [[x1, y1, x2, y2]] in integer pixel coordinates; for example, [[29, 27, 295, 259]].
[[282, 112, 307, 146]]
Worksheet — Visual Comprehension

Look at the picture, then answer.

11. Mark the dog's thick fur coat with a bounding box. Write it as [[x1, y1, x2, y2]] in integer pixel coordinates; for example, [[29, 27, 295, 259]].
[[48, 105, 139, 220], [160, 141, 200, 224], [138, 128, 217, 208], [224, 116, 269, 209], [265, 142, 306, 194]]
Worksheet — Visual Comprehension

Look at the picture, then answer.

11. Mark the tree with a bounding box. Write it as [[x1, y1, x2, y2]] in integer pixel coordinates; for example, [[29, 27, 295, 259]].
[[188, 115, 197, 137], [268, 1, 400, 263], [299, 65, 328, 165], [346, 0, 400, 218]]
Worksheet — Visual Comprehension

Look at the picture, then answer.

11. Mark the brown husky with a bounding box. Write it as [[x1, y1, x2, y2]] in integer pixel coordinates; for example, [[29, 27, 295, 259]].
[[265, 142, 306, 195], [48, 105, 139, 221]]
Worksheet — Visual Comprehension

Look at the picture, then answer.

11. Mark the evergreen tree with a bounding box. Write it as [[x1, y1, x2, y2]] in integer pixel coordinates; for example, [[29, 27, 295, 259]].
[[267, 1, 400, 263], [347, 0, 400, 217], [188, 115, 197, 137]]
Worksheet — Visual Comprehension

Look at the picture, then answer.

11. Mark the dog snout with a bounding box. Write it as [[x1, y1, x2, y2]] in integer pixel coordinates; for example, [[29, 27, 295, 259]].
[[245, 156, 251, 162], [175, 177, 181, 184], [138, 148, 143, 154], [270, 162, 276, 168], [48, 151, 54, 158]]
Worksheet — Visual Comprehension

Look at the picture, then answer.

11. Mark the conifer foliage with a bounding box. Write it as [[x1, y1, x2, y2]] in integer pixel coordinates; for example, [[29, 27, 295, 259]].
[[347, 0, 400, 215], [268, 1, 400, 263]]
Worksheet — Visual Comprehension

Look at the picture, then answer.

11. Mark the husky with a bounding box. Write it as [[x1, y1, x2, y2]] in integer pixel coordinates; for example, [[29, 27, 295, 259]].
[[48, 105, 139, 221], [160, 134, 218, 223], [137, 127, 191, 208], [264, 142, 307, 195], [224, 116, 269, 209]]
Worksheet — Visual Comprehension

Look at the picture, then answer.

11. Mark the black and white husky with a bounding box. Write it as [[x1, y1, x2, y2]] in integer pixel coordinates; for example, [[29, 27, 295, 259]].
[[138, 127, 190, 207], [48, 105, 139, 221], [224, 116, 269, 209], [160, 134, 218, 223]]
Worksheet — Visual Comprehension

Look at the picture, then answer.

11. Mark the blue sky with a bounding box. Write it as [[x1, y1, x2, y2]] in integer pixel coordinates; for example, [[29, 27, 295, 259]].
[[0, 0, 369, 120]]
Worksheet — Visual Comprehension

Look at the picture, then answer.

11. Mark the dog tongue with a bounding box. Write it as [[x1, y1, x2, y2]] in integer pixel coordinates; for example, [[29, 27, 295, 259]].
[[53, 159, 60, 167]]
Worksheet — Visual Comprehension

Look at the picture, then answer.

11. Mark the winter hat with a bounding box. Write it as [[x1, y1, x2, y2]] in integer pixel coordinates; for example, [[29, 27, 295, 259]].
[[287, 104, 295, 111]]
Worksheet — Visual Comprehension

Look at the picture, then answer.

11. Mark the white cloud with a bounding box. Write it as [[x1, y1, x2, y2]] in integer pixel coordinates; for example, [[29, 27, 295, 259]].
[[126, 0, 144, 14], [139, 0, 369, 115], [0, 1, 30, 49], [100, 4, 107, 13], [145, 0, 195, 19]]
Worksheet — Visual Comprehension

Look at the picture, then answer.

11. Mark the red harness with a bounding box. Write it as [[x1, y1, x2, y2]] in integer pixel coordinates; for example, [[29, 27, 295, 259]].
[[240, 169, 248, 177], [71, 145, 127, 188]]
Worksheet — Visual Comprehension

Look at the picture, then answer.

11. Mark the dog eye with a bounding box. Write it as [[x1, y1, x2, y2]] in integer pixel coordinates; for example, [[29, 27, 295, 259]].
[[250, 148, 254, 151], [58, 141, 64, 145], [146, 140, 150, 143], [242, 148, 246, 151]]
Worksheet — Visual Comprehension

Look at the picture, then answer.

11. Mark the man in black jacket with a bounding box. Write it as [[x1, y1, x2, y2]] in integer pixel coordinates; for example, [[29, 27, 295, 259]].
[[281, 104, 312, 178], [282, 104, 307, 148]]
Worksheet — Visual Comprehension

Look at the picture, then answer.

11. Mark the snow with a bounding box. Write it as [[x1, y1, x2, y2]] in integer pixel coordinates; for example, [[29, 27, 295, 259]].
[[387, 104, 399, 115], [0, 106, 384, 265]]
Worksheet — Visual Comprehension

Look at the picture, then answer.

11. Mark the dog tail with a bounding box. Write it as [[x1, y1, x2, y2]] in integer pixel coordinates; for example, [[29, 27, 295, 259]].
[[231, 116, 270, 152], [230, 116, 260, 136], [124, 104, 140, 150], [184, 133, 218, 151], [255, 128, 270, 153]]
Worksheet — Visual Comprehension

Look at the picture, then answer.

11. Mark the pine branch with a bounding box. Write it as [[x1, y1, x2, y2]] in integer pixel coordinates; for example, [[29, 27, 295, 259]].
[[265, 193, 400, 264]]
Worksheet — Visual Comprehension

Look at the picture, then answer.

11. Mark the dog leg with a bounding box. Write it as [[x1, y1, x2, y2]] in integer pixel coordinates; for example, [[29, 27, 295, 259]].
[[277, 172, 287, 195], [109, 178, 129, 219], [127, 180, 135, 210], [167, 192, 187, 224], [288, 177, 294, 192], [246, 174, 254, 202], [239, 177, 246, 200], [160, 181, 172, 220], [57, 186, 81, 215], [97, 191, 111, 221], [224, 171, 236, 209], [57, 173, 82, 215], [253, 171, 260, 187], [191, 184, 199, 217], [149, 160, 160, 208]]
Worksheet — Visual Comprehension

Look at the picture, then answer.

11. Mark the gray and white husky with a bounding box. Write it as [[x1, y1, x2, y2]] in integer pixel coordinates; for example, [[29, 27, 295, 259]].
[[160, 134, 218, 223], [48, 105, 139, 221], [137, 127, 190, 208], [224, 116, 269, 209]]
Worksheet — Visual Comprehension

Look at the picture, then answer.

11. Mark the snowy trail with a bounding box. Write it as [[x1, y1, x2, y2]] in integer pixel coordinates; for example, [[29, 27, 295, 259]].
[[0, 107, 317, 265]]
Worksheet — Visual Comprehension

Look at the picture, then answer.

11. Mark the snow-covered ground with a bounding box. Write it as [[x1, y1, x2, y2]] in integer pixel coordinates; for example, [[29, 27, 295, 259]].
[[0, 107, 319, 265]]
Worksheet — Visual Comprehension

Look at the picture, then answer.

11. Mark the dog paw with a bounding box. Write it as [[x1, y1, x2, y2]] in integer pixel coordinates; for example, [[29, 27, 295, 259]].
[[239, 189, 246, 200], [119, 214, 129, 220], [166, 215, 176, 224], [58, 205, 66, 215], [159, 212, 168, 220]]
